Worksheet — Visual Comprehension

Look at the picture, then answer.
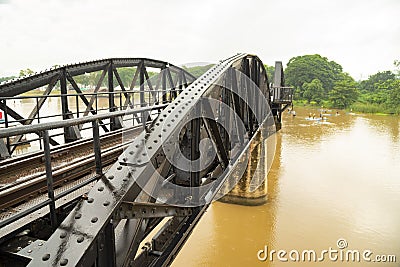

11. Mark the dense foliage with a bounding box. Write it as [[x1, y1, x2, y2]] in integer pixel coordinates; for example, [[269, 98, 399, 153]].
[[284, 54, 400, 113], [0, 76, 16, 83], [285, 55, 343, 96], [182, 64, 214, 78]]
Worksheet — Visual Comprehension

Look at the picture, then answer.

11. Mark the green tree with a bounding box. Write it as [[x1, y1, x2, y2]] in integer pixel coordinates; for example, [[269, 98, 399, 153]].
[[0, 76, 16, 83], [359, 90, 389, 105], [386, 80, 400, 109], [329, 74, 359, 108], [263, 64, 275, 82], [19, 68, 34, 77], [116, 67, 137, 88], [359, 71, 396, 92], [394, 60, 400, 78], [302, 79, 324, 104], [74, 74, 91, 88], [284, 54, 343, 98], [182, 64, 214, 78]]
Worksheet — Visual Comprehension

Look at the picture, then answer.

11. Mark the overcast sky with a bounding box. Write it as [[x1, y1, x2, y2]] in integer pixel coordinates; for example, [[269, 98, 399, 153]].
[[0, 0, 398, 80]]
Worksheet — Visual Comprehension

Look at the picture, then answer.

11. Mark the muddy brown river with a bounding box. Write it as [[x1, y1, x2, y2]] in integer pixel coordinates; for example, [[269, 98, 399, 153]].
[[173, 107, 400, 266]]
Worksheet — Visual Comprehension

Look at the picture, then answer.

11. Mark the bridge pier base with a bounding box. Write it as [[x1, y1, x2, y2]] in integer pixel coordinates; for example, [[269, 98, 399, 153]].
[[219, 129, 271, 206], [219, 191, 267, 206]]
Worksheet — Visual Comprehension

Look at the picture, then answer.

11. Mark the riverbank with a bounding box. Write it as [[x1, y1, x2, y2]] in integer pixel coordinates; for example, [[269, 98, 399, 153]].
[[293, 100, 400, 115]]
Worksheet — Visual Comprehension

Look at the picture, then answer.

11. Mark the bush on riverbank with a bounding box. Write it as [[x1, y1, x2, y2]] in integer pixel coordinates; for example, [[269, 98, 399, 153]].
[[293, 99, 400, 115], [350, 102, 400, 115]]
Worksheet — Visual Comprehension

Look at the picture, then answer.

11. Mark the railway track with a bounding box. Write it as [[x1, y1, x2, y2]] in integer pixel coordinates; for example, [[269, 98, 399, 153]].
[[0, 125, 143, 211], [0, 128, 125, 186]]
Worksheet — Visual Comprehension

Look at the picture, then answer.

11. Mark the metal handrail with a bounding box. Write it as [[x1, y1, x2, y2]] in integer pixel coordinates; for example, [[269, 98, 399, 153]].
[[0, 104, 167, 138], [270, 86, 294, 102], [0, 89, 175, 100]]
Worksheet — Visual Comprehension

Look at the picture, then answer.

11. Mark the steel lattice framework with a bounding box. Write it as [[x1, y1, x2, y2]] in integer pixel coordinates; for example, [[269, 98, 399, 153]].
[[0, 58, 196, 158], [0, 54, 293, 267]]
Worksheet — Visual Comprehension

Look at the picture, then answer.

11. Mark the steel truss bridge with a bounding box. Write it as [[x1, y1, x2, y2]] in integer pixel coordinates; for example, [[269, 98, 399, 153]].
[[0, 54, 293, 267]]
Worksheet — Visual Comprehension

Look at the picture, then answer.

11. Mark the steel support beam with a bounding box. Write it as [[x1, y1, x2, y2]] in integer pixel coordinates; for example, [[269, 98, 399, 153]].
[[83, 67, 108, 117], [0, 102, 59, 147], [108, 61, 123, 131], [201, 99, 229, 169], [113, 203, 192, 220], [43, 130, 57, 229], [61, 68, 81, 142], [9, 75, 59, 154], [190, 115, 201, 203], [66, 73, 109, 132]]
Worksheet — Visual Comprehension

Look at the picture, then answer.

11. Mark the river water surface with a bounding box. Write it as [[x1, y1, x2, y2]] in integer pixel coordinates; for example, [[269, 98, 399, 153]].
[[173, 107, 400, 266]]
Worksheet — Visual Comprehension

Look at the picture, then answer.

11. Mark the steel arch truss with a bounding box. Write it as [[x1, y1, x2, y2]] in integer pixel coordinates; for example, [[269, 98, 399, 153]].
[[0, 58, 196, 158], [17, 54, 277, 267]]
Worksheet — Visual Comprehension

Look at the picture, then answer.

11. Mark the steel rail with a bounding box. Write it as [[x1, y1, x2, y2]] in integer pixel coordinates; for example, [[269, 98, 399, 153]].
[[0, 124, 148, 188]]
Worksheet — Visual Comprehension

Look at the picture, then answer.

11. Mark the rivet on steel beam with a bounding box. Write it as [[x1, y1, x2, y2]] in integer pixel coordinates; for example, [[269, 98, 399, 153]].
[[60, 259, 68, 266], [42, 254, 50, 261]]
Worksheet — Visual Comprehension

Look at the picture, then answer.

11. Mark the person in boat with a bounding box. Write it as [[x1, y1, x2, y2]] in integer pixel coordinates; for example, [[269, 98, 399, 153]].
[[312, 113, 316, 119]]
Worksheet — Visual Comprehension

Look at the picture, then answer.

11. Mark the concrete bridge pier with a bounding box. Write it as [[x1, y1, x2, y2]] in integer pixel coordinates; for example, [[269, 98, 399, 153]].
[[219, 126, 272, 206]]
